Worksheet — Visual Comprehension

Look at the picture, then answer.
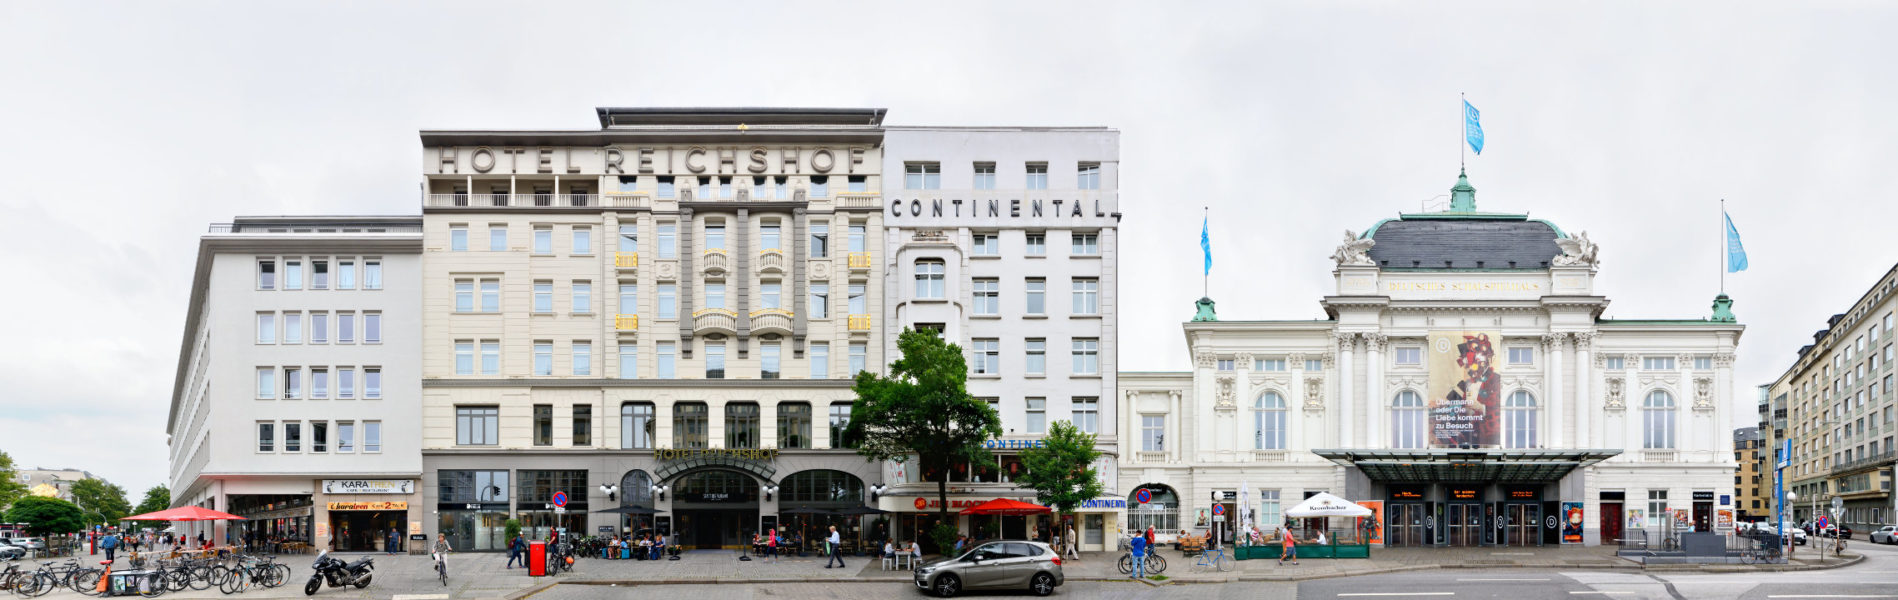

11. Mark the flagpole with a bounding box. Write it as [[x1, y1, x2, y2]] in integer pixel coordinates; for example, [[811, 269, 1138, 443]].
[[1720, 199, 1726, 295], [1203, 206, 1209, 298], [1460, 92, 1466, 171]]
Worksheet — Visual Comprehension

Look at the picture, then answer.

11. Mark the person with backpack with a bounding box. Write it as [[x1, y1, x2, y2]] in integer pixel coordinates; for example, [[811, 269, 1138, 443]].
[[504, 533, 524, 568]]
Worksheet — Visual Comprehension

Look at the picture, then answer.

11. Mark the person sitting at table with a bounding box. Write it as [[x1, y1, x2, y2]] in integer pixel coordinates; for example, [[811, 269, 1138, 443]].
[[638, 535, 652, 560], [1313, 530, 1328, 546]]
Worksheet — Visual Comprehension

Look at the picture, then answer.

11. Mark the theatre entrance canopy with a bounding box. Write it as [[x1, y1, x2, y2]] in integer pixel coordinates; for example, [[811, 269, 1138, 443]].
[[1311, 449, 1621, 484]]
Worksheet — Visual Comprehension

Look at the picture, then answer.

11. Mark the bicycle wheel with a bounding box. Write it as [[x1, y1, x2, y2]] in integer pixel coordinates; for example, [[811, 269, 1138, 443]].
[[186, 567, 212, 591], [265, 564, 289, 588], [1215, 553, 1232, 572], [20, 574, 52, 598], [1116, 554, 1131, 574], [165, 569, 191, 592], [1149, 554, 1167, 573], [138, 572, 167, 598], [69, 569, 102, 596]]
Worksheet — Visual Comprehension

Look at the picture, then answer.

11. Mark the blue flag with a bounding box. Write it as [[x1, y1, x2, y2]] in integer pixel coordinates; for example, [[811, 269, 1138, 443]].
[[1200, 216, 1212, 275], [1464, 100, 1484, 155], [1724, 211, 1748, 272]]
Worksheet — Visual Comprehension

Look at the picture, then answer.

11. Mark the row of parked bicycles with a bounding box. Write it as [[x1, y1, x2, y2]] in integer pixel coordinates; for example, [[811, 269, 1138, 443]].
[[0, 552, 293, 597]]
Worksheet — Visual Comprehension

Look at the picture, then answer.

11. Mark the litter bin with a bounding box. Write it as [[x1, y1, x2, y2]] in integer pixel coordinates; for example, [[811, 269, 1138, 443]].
[[528, 541, 547, 577]]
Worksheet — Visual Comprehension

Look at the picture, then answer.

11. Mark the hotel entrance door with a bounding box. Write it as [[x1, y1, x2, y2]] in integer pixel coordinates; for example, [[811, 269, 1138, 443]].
[[1447, 504, 1482, 547], [1386, 504, 1427, 547], [1504, 504, 1539, 547]]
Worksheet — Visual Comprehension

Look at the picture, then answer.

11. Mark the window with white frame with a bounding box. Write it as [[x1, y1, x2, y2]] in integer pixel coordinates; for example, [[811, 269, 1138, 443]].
[[256, 368, 275, 399], [1072, 278, 1099, 314], [451, 225, 468, 251], [617, 224, 635, 252], [364, 313, 380, 344], [573, 282, 595, 313], [1025, 339, 1046, 375], [573, 341, 592, 376], [1077, 163, 1101, 189], [257, 312, 275, 344], [481, 340, 499, 375], [338, 368, 354, 398], [1606, 356, 1627, 370], [705, 282, 726, 309], [258, 260, 276, 290], [1072, 338, 1100, 374], [972, 339, 999, 375], [761, 222, 781, 250], [311, 260, 329, 290], [973, 279, 999, 315], [658, 284, 677, 319], [1255, 391, 1287, 450], [337, 312, 355, 343], [1141, 415, 1165, 451], [1644, 390, 1677, 449], [1508, 347, 1535, 365], [619, 283, 637, 315], [364, 367, 381, 398], [532, 281, 552, 313], [809, 222, 829, 258], [618, 343, 637, 379], [1071, 233, 1099, 255], [848, 223, 866, 252], [257, 422, 274, 452], [337, 260, 355, 289], [1694, 356, 1713, 370], [1305, 358, 1324, 372], [1505, 390, 1538, 449], [284, 367, 301, 399], [973, 163, 996, 190], [1025, 163, 1048, 189], [973, 233, 999, 256], [810, 342, 829, 379], [761, 342, 781, 379], [1073, 397, 1099, 434], [657, 342, 676, 378], [573, 226, 592, 255], [455, 341, 475, 375], [310, 312, 328, 345], [363, 260, 381, 289], [905, 163, 941, 190], [1025, 278, 1046, 314], [534, 342, 553, 375], [1255, 358, 1287, 372], [810, 283, 829, 318], [533, 226, 552, 254], [1025, 232, 1046, 256], [1643, 356, 1676, 370], [762, 281, 781, 310], [479, 279, 499, 312], [1025, 397, 1047, 433], [455, 280, 474, 311], [284, 260, 302, 289], [284, 422, 301, 452], [1216, 359, 1234, 371], [336, 421, 354, 453], [849, 342, 867, 375], [1392, 390, 1427, 449], [488, 224, 508, 251], [1395, 347, 1422, 365], [914, 260, 945, 299], [657, 223, 677, 258], [848, 284, 866, 315], [705, 342, 726, 379]]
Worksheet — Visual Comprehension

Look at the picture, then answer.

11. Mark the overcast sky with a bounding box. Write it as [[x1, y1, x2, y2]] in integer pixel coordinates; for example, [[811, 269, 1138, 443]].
[[3, 1, 1893, 496]]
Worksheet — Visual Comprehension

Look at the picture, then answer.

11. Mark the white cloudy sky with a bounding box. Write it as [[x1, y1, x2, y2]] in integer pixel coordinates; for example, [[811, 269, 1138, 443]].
[[3, 1, 1893, 495]]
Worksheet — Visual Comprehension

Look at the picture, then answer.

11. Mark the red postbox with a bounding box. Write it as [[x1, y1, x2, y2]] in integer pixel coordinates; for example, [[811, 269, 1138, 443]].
[[528, 541, 547, 577]]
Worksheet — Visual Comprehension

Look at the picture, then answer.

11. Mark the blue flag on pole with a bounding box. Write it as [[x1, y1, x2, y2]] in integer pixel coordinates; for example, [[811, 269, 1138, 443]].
[[1724, 211, 1748, 272], [1200, 216, 1212, 275], [1464, 100, 1484, 155]]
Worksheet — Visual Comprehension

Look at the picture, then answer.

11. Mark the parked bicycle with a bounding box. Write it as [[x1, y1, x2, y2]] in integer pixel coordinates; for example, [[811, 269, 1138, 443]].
[[1115, 551, 1166, 575], [1192, 545, 1233, 573]]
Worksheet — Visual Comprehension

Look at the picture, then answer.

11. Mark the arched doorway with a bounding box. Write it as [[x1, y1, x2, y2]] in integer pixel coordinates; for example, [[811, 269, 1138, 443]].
[[670, 469, 760, 549], [778, 469, 866, 555], [618, 470, 656, 536], [1127, 484, 1181, 535]]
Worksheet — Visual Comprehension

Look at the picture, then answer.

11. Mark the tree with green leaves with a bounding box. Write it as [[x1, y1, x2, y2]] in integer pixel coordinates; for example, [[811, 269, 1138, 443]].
[[6, 496, 85, 537], [843, 328, 1002, 554], [70, 478, 131, 527], [0, 451, 26, 512], [1016, 420, 1104, 533], [128, 486, 170, 530]]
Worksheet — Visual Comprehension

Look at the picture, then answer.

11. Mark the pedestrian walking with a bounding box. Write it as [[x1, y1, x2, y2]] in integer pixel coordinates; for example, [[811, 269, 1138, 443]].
[[1065, 523, 1080, 560], [765, 529, 778, 563], [101, 532, 120, 563], [824, 525, 845, 569], [1129, 530, 1147, 579], [1277, 527, 1298, 566]]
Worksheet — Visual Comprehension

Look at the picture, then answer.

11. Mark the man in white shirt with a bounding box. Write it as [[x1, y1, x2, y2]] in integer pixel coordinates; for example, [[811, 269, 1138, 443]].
[[1314, 530, 1328, 546], [825, 526, 845, 568]]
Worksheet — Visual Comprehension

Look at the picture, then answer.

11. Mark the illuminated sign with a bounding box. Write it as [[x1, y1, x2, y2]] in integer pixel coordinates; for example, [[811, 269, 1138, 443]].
[[1509, 490, 1537, 499], [327, 501, 407, 511], [1392, 491, 1424, 500], [1450, 489, 1480, 501], [982, 439, 1046, 450], [653, 448, 779, 461]]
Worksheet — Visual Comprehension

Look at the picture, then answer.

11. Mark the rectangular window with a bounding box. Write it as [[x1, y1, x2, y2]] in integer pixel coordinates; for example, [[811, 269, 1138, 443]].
[[1142, 415, 1165, 451], [451, 225, 468, 251], [762, 223, 781, 250], [762, 342, 781, 379], [1306, 359, 1324, 372], [337, 260, 355, 289], [618, 343, 638, 379], [364, 367, 380, 398], [726, 403, 761, 449], [1077, 163, 1101, 189], [657, 342, 676, 379], [310, 368, 328, 399], [257, 312, 276, 344], [1026, 339, 1046, 375], [1025, 233, 1046, 256], [258, 260, 276, 290], [1255, 358, 1287, 371], [778, 403, 812, 449], [848, 284, 866, 314], [284, 367, 302, 399], [915, 260, 945, 299], [848, 224, 866, 253], [706, 342, 726, 379], [622, 403, 654, 449], [1395, 347, 1422, 365], [658, 284, 677, 319], [284, 422, 301, 452], [284, 260, 302, 290], [1025, 279, 1046, 314], [1072, 278, 1099, 314], [533, 405, 553, 446], [810, 223, 829, 258], [1607, 356, 1627, 370], [1073, 339, 1100, 375], [829, 403, 853, 449], [1073, 397, 1099, 433], [534, 342, 553, 375], [905, 162, 941, 190], [534, 281, 554, 313], [1026, 397, 1047, 434], [973, 279, 999, 315], [572, 281, 592, 313], [337, 312, 355, 343], [573, 405, 592, 446], [491, 224, 508, 251], [1217, 359, 1235, 371], [850, 342, 867, 374], [972, 339, 999, 375], [810, 342, 830, 379], [1509, 347, 1535, 365], [1025, 163, 1048, 189], [481, 340, 500, 375], [973, 233, 999, 256], [1644, 356, 1677, 370], [1071, 233, 1099, 255], [456, 406, 499, 445], [573, 341, 592, 376], [618, 224, 637, 252], [311, 260, 329, 289], [338, 368, 354, 398], [810, 176, 829, 198], [257, 422, 274, 452], [533, 226, 552, 254], [810, 283, 829, 319], [1694, 356, 1714, 370], [674, 403, 708, 449], [310, 312, 328, 344], [973, 163, 996, 190], [256, 368, 275, 399], [619, 283, 638, 315], [363, 260, 381, 289], [706, 283, 726, 309], [364, 313, 381, 344], [657, 176, 675, 199], [480, 279, 499, 312], [705, 223, 726, 250], [762, 282, 782, 309], [337, 421, 354, 453], [572, 227, 592, 255], [311, 421, 327, 453], [657, 223, 677, 258], [1647, 490, 1668, 529], [696, 177, 710, 199]]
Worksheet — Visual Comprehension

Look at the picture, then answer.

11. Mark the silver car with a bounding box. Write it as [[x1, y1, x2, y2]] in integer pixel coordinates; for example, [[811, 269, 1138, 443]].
[[915, 540, 1064, 597], [7, 538, 44, 551], [0, 540, 22, 560], [1872, 525, 1898, 544]]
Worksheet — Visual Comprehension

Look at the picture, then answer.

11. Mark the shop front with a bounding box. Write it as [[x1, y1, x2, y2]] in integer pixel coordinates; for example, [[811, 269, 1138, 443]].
[[437, 470, 512, 552], [671, 469, 759, 549], [517, 470, 588, 540], [1316, 449, 1619, 548], [229, 495, 314, 551], [326, 502, 407, 552]]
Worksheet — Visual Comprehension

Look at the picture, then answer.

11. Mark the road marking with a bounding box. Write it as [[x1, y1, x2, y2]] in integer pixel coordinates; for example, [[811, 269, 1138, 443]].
[[1764, 596, 1898, 599], [1458, 578, 1550, 582], [392, 596, 450, 600], [1569, 593, 1634, 596], [1488, 552, 1534, 555], [1339, 594, 1455, 597]]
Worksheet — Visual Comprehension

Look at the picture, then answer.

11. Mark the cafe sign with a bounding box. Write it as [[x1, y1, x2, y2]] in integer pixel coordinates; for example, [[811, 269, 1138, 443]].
[[327, 501, 407, 511], [323, 480, 414, 495]]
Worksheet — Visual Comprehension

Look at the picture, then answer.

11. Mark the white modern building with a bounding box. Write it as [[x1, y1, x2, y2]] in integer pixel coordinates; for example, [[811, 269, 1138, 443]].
[[166, 217, 424, 551], [1120, 173, 1743, 548], [874, 127, 1125, 551]]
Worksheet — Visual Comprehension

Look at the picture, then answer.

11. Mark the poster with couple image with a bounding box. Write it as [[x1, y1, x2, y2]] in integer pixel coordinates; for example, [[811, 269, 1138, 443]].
[[1427, 331, 1503, 447]]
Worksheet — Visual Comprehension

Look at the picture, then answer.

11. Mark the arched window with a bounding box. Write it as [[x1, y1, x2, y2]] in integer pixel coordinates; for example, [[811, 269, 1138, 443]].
[[1392, 391, 1426, 449], [1254, 392, 1287, 450], [1504, 391, 1538, 449], [619, 470, 652, 507], [1126, 485, 1180, 533], [780, 469, 864, 506], [1643, 390, 1676, 449]]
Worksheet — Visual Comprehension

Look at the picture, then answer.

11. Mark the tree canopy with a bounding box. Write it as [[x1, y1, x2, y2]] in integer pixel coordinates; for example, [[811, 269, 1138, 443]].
[[133, 486, 170, 518], [6, 497, 85, 536], [1016, 420, 1104, 518], [71, 478, 131, 526], [0, 451, 25, 511]]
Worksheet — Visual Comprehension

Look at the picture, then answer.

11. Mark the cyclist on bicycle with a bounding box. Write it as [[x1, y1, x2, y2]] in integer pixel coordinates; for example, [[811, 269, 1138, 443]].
[[432, 534, 452, 582]]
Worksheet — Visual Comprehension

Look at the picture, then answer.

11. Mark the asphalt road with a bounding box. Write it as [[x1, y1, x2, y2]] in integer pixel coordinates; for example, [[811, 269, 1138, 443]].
[[532, 541, 1898, 600]]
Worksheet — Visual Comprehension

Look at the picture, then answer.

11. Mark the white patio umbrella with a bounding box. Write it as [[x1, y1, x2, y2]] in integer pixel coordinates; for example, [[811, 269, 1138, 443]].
[[1283, 492, 1372, 518]]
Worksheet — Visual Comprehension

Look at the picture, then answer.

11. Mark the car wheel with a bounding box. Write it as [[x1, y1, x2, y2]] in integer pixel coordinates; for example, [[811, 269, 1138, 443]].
[[1030, 573, 1055, 596], [933, 574, 960, 598]]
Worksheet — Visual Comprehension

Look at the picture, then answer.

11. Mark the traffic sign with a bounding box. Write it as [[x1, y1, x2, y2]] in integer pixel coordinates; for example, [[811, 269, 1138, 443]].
[[552, 491, 569, 508], [1134, 488, 1152, 505], [1832, 496, 1844, 512], [1212, 504, 1226, 517]]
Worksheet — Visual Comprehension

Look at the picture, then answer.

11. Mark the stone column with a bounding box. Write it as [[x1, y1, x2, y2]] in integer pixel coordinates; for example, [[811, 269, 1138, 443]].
[[1237, 353, 1256, 451], [1289, 353, 1307, 453], [1170, 389, 1186, 463], [1574, 333, 1594, 448], [1337, 333, 1356, 449], [1546, 333, 1566, 449], [1365, 335, 1387, 449]]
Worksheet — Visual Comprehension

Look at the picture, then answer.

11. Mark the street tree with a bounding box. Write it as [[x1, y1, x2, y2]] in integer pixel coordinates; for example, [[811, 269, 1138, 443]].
[[130, 486, 170, 530], [1016, 419, 1104, 532], [70, 478, 131, 526], [0, 451, 26, 511], [843, 328, 1002, 553], [6, 497, 85, 537]]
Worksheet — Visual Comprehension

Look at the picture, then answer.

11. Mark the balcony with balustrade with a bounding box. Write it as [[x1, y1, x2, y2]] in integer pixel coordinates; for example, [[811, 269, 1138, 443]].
[[758, 249, 785, 274], [615, 251, 639, 272], [848, 252, 872, 273], [847, 314, 872, 336], [750, 309, 793, 336], [702, 249, 729, 275], [614, 314, 639, 333], [693, 308, 737, 336]]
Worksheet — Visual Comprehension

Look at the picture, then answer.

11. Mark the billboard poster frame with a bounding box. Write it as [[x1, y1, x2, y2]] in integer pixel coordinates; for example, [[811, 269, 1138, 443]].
[[1427, 330, 1503, 447], [1560, 502, 1584, 544], [1359, 500, 1385, 545]]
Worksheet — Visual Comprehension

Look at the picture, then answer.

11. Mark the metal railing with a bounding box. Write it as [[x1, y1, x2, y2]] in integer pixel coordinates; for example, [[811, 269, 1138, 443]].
[[424, 193, 648, 208], [615, 251, 639, 269], [848, 252, 873, 270], [847, 314, 873, 331], [614, 314, 639, 331], [1830, 449, 1896, 476]]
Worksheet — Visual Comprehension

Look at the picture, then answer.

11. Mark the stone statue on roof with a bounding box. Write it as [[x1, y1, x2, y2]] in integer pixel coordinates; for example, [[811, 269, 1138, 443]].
[[1331, 230, 1376, 267], [1552, 231, 1600, 267]]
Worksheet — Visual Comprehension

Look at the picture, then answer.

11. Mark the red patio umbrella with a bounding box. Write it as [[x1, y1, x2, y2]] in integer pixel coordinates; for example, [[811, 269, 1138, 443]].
[[122, 506, 246, 521], [958, 498, 1052, 516]]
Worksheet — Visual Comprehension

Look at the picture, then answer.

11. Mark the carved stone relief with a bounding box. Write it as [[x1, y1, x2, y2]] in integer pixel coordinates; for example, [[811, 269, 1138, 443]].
[[656, 259, 679, 281], [1693, 376, 1714, 410], [1195, 352, 1216, 369], [1304, 377, 1326, 411], [810, 260, 833, 281], [1605, 377, 1626, 410], [1216, 376, 1236, 411]]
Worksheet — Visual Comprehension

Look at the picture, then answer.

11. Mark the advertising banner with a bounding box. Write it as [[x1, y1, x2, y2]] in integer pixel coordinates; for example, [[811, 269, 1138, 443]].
[[1626, 508, 1645, 531], [1561, 502, 1584, 544], [1715, 509, 1734, 531], [1427, 331, 1503, 447], [1359, 500, 1385, 545]]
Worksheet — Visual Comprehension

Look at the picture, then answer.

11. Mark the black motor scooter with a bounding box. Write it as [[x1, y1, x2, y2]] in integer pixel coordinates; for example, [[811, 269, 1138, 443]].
[[303, 550, 374, 596]]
